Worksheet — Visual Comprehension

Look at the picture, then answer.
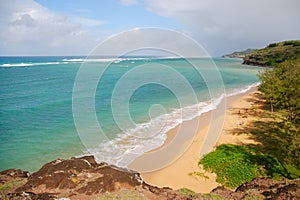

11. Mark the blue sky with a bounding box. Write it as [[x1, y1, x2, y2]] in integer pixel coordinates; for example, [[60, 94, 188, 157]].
[[0, 0, 299, 56], [35, 0, 179, 30]]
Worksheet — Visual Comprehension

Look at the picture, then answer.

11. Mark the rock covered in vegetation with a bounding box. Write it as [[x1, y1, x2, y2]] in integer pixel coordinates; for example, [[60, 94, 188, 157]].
[[0, 169, 29, 182], [1, 156, 299, 199], [0, 169, 29, 195], [211, 178, 300, 200], [0, 156, 189, 200], [242, 40, 300, 67], [16, 156, 143, 195]]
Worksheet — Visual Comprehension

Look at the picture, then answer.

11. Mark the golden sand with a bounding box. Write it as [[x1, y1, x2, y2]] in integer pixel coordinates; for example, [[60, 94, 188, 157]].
[[129, 88, 263, 193]]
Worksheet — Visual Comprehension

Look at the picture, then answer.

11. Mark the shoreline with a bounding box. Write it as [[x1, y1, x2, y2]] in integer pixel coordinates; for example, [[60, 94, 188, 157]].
[[129, 86, 260, 193]]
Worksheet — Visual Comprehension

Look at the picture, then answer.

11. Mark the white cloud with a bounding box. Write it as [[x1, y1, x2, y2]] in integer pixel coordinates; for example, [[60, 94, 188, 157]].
[[1, 0, 299, 56], [144, 0, 300, 55], [0, 0, 106, 55]]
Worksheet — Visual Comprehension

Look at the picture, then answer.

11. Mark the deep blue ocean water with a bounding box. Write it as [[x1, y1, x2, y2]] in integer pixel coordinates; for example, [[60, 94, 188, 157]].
[[0, 56, 262, 171]]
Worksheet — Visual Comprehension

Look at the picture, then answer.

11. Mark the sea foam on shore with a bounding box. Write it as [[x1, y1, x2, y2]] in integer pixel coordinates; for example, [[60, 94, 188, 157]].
[[0, 56, 262, 172], [84, 82, 260, 167]]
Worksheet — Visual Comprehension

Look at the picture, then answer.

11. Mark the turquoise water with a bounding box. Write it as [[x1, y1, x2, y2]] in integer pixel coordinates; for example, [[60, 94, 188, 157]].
[[0, 57, 261, 172]]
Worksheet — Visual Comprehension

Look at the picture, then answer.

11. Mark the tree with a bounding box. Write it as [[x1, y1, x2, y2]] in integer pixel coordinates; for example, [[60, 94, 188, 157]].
[[258, 68, 275, 113], [258, 58, 300, 173], [258, 58, 300, 123]]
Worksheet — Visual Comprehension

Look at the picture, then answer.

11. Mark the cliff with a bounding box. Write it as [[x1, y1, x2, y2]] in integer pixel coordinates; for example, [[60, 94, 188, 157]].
[[1, 156, 299, 200]]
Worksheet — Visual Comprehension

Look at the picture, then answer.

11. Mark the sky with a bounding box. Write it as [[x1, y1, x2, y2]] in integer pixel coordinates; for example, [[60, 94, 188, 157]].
[[0, 0, 299, 56]]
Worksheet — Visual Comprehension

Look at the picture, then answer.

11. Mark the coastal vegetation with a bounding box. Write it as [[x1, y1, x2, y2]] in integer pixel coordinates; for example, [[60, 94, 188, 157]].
[[199, 144, 286, 188], [258, 58, 300, 122], [95, 189, 145, 200], [257, 58, 300, 172], [1, 40, 299, 198], [199, 103, 300, 189], [177, 188, 225, 200], [200, 41, 300, 189], [242, 40, 300, 67]]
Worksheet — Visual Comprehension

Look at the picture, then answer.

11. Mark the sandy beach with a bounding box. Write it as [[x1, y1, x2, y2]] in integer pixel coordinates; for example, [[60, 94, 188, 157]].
[[129, 87, 263, 193]]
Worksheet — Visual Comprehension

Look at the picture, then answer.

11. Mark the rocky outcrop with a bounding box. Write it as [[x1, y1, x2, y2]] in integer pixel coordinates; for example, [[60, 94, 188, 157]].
[[0, 169, 29, 182], [211, 178, 300, 200], [1, 157, 299, 199], [0, 169, 29, 195], [16, 156, 143, 195], [0, 156, 189, 200]]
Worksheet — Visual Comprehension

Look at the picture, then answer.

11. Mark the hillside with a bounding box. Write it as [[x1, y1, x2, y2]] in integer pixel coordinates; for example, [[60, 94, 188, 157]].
[[222, 48, 256, 58], [242, 40, 300, 67]]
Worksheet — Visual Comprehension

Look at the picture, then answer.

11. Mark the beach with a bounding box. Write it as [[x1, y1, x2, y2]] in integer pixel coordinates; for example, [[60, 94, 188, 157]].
[[0, 57, 262, 172], [129, 87, 262, 193]]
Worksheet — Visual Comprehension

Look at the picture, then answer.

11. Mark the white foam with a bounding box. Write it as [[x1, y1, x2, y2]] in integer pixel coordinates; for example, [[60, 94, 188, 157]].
[[0, 57, 183, 67], [1, 63, 33, 67], [0, 62, 62, 67], [83, 57, 152, 63], [62, 58, 85, 62], [227, 82, 260, 97], [85, 93, 226, 168], [83, 82, 261, 167]]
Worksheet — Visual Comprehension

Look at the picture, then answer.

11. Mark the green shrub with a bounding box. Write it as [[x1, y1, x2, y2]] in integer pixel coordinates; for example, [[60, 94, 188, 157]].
[[268, 43, 278, 48], [177, 188, 195, 196], [199, 144, 286, 188], [244, 40, 300, 67], [283, 40, 300, 46]]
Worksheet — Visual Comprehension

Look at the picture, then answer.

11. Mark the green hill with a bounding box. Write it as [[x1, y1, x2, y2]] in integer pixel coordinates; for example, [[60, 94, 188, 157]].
[[242, 40, 300, 67]]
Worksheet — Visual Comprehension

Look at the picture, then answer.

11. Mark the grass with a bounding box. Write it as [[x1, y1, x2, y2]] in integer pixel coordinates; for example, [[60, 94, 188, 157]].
[[177, 188, 195, 196], [199, 144, 287, 188], [199, 98, 300, 189], [93, 189, 146, 200], [195, 193, 226, 200], [0, 179, 26, 193], [188, 171, 209, 180], [196, 194, 225, 200], [178, 188, 226, 199]]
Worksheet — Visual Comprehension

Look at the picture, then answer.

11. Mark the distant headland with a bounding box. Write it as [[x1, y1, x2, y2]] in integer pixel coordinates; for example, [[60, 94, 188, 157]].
[[223, 40, 300, 67]]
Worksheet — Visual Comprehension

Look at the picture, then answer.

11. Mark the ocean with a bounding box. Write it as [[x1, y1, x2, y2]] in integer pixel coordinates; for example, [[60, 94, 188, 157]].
[[0, 56, 262, 172]]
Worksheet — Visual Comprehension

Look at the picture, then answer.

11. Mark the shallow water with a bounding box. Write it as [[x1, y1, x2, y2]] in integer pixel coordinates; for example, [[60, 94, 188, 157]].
[[0, 56, 261, 171]]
